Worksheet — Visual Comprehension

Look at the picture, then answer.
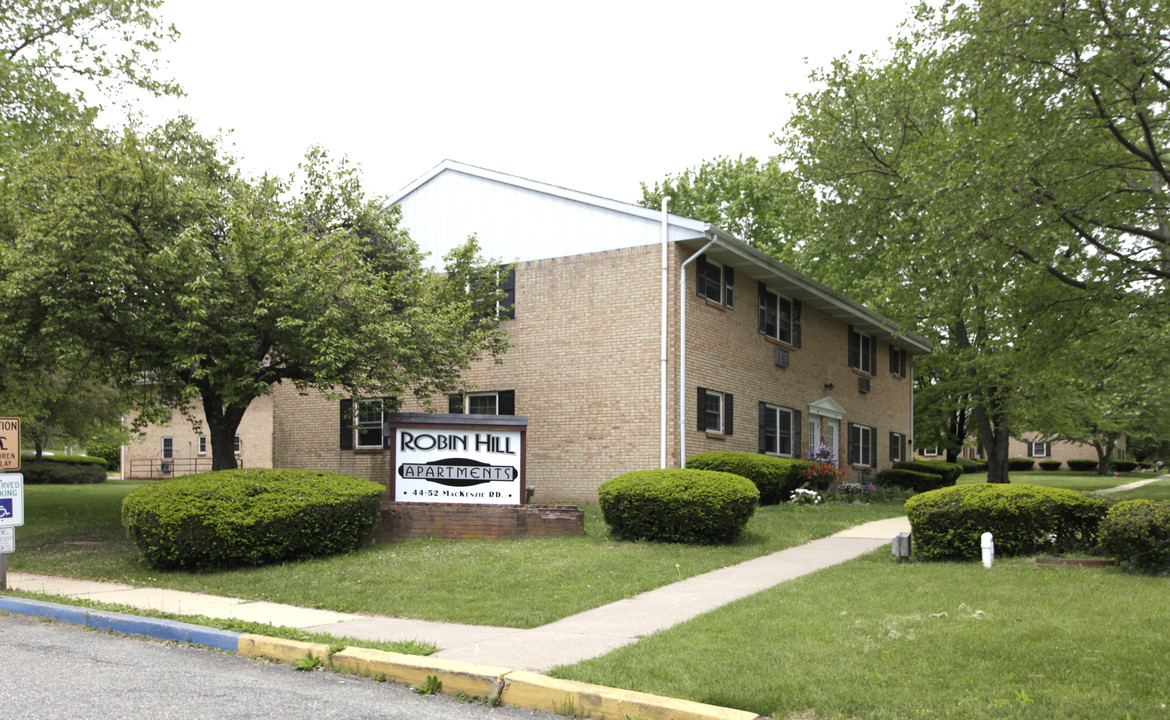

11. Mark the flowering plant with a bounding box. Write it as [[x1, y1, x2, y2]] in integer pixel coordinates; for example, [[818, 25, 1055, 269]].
[[803, 445, 844, 490], [788, 487, 822, 505]]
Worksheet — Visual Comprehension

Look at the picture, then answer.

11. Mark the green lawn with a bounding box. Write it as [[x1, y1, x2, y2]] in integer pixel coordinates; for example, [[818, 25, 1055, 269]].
[[7, 479, 904, 628], [957, 469, 1152, 491]]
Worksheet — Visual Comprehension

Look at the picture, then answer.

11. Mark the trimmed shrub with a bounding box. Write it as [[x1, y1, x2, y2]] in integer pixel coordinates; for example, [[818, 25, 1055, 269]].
[[21, 456, 107, 484], [1098, 500, 1170, 572], [905, 484, 1109, 560], [121, 468, 385, 570], [1038, 460, 1062, 471], [875, 468, 943, 493], [685, 451, 814, 505], [85, 443, 121, 472], [1007, 457, 1035, 472], [893, 460, 962, 485], [598, 469, 759, 545], [1111, 459, 1138, 472], [956, 457, 987, 474], [1067, 458, 1100, 472]]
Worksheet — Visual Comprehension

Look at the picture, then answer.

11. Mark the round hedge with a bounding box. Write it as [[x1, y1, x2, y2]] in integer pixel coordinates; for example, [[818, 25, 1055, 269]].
[[1098, 500, 1170, 573], [685, 451, 814, 504], [905, 483, 1108, 560], [1067, 458, 1100, 471], [122, 468, 386, 570], [598, 469, 759, 544]]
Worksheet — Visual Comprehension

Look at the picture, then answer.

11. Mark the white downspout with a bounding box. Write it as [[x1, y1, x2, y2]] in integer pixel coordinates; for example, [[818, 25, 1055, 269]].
[[678, 237, 718, 468], [660, 197, 671, 469]]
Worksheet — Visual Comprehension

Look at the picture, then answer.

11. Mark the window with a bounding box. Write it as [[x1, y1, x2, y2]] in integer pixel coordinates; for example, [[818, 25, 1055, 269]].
[[198, 436, 207, 455], [922, 446, 940, 457], [849, 326, 876, 375], [890, 346, 907, 377], [233, 435, 242, 455], [758, 283, 801, 346], [338, 397, 396, 450], [161, 437, 173, 460], [697, 387, 733, 435], [1027, 442, 1051, 458], [759, 403, 800, 457], [696, 255, 734, 308], [890, 431, 906, 463], [448, 390, 516, 416], [848, 423, 876, 467]]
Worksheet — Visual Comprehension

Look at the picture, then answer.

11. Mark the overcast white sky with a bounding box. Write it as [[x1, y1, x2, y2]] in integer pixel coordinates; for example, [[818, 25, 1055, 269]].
[[142, 0, 914, 203]]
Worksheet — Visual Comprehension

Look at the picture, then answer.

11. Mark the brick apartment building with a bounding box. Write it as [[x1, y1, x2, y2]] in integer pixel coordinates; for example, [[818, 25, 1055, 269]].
[[124, 161, 931, 504]]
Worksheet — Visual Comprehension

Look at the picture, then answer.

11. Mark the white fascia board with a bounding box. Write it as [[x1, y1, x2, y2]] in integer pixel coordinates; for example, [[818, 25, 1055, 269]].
[[387, 160, 709, 234]]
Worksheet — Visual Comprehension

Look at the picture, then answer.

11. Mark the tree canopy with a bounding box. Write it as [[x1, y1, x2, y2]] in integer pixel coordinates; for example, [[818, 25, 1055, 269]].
[[0, 120, 511, 468]]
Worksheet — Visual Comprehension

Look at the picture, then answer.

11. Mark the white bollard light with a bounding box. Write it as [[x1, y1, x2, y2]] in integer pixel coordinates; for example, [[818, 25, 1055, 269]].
[[981, 532, 994, 569]]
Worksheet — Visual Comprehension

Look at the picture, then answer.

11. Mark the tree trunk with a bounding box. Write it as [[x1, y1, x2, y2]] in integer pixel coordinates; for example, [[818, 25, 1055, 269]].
[[201, 390, 251, 472], [974, 403, 1012, 484], [1092, 434, 1118, 475]]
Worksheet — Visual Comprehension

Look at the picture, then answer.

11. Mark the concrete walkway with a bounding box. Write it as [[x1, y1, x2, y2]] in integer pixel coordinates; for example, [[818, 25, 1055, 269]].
[[7, 516, 910, 672], [1096, 476, 1165, 494]]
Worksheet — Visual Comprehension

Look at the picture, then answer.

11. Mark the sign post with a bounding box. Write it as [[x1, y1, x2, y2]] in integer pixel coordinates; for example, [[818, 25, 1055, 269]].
[[0, 471, 24, 591]]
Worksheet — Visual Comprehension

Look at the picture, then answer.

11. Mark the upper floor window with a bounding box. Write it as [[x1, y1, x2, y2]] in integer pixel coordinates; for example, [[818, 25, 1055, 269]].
[[470, 267, 516, 320], [849, 326, 876, 375], [890, 346, 907, 377], [696, 255, 734, 308], [758, 283, 801, 346], [161, 437, 173, 460], [697, 387, 733, 435], [198, 436, 207, 455], [338, 396, 397, 450], [233, 435, 242, 455]]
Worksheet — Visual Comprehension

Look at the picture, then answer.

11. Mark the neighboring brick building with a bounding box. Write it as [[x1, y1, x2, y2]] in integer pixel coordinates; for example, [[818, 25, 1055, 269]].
[[125, 161, 931, 504], [954, 435, 1128, 469]]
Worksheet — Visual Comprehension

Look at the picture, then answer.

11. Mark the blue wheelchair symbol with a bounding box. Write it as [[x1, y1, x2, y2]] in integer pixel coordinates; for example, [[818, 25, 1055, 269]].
[[0, 498, 11, 519]]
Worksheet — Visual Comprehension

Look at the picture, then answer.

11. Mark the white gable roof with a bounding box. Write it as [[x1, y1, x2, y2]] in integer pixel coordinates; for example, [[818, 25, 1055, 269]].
[[387, 160, 709, 265], [388, 160, 931, 355]]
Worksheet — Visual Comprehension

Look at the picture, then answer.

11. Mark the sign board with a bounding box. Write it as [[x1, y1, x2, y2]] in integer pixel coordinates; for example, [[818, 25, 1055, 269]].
[[387, 413, 526, 506], [0, 473, 24, 527], [0, 417, 19, 471], [0, 527, 13, 554]]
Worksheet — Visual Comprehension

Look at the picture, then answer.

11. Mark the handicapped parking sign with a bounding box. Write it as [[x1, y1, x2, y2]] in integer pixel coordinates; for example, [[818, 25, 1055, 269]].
[[0, 474, 23, 527]]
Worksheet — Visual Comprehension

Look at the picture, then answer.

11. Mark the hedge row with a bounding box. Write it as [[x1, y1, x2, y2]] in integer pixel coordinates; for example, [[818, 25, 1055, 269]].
[[905, 484, 1108, 560], [1067, 459, 1099, 471], [876, 460, 961, 493], [598, 469, 758, 545], [685, 451, 814, 505], [21, 456, 107, 484], [1098, 500, 1170, 572], [121, 468, 385, 570]]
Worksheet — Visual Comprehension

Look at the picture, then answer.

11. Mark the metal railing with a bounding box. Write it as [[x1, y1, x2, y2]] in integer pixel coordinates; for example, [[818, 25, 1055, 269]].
[[126, 457, 223, 479]]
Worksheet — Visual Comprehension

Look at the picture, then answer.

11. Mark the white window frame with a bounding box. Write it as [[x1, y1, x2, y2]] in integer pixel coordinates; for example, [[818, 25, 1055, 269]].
[[197, 436, 207, 455], [923, 446, 940, 457], [703, 390, 725, 434], [161, 437, 173, 460], [758, 287, 794, 345], [354, 398, 386, 449], [1029, 441, 1051, 458], [890, 432, 906, 463], [761, 404, 794, 457], [850, 327, 876, 375], [849, 423, 874, 467], [233, 435, 242, 455], [466, 392, 499, 416]]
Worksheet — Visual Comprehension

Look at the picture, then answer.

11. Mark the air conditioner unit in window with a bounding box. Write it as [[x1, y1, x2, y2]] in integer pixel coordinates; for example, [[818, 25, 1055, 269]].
[[160, 462, 172, 474], [859, 377, 871, 393], [774, 347, 790, 368]]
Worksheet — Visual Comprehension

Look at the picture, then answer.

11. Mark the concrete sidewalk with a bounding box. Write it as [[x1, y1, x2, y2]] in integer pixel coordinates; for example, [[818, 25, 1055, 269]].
[[7, 516, 910, 672]]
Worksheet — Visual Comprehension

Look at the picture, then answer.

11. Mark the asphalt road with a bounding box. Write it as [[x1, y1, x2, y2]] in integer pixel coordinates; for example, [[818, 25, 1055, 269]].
[[0, 614, 559, 720]]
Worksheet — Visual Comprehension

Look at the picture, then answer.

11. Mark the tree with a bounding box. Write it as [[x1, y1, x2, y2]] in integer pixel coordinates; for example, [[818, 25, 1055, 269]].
[[0, 0, 178, 155], [0, 120, 511, 469], [639, 155, 814, 263]]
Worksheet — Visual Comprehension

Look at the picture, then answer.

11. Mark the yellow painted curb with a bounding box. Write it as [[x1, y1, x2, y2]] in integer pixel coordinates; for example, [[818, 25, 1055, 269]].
[[500, 670, 762, 720], [238, 634, 331, 666], [331, 646, 510, 699]]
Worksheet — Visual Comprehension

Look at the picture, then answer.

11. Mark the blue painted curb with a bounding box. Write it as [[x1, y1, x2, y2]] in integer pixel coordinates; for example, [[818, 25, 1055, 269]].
[[0, 596, 242, 652]]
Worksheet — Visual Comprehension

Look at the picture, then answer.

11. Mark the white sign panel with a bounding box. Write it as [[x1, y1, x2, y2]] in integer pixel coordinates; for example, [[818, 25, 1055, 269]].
[[395, 428, 522, 505], [0, 473, 24, 527], [0, 527, 13, 553]]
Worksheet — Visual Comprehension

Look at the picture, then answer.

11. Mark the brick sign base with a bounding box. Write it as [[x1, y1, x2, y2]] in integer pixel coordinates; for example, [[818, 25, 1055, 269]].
[[375, 502, 584, 542]]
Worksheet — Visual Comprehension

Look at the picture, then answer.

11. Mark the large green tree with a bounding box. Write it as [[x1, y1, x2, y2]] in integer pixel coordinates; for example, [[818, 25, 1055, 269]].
[[0, 121, 511, 469]]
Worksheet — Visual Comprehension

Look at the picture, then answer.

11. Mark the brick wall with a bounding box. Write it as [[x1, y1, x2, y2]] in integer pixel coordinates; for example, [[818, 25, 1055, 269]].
[[122, 395, 273, 478], [374, 503, 585, 542]]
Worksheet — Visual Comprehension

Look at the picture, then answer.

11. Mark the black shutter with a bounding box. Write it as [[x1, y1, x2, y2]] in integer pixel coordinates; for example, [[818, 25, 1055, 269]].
[[498, 390, 515, 416], [724, 265, 734, 308], [339, 399, 353, 450], [448, 394, 464, 414], [793, 299, 802, 348], [870, 428, 878, 467], [847, 423, 857, 465], [501, 267, 516, 319], [696, 256, 709, 299], [848, 326, 858, 368], [697, 387, 707, 431], [794, 410, 802, 457], [1027, 443, 1035, 458], [724, 393, 733, 435], [758, 402, 768, 453]]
